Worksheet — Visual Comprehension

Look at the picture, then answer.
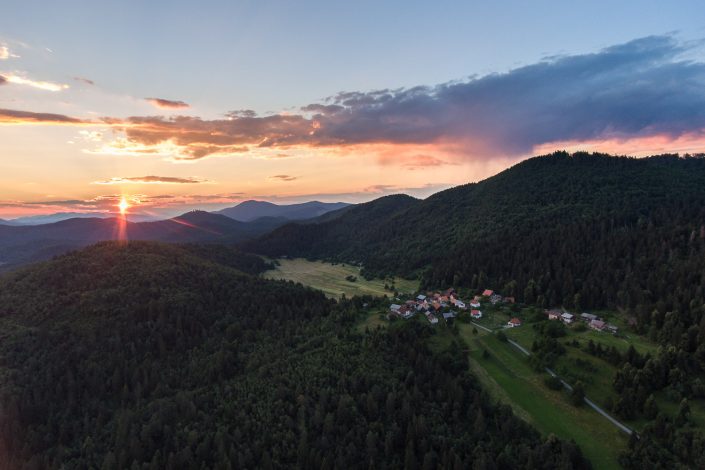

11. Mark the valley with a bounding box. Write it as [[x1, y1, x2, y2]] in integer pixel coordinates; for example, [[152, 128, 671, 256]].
[[354, 288, 705, 469]]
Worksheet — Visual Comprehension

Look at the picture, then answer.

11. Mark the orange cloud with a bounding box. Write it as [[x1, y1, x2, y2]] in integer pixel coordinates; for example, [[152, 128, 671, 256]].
[[269, 175, 298, 181], [93, 176, 210, 185], [533, 132, 705, 157], [145, 98, 190, 109], [0, 73, 69, 91], [0, 108, 87, 125]]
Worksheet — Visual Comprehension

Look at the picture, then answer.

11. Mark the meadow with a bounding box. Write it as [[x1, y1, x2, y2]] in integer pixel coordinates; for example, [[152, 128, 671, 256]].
[[263, 257, 418, 298]]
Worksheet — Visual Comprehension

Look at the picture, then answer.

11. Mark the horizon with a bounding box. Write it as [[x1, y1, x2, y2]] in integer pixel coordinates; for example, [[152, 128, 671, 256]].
[[2, 1, 705, 219]]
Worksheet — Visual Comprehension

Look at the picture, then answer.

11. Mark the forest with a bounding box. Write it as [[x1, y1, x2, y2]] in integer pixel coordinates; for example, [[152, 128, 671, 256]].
[[0, 241, 588, 469], [247, 151, 705, 467]]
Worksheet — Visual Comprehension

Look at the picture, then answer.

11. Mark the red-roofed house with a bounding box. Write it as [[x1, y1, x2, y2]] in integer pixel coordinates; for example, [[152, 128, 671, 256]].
[[482, 289, 494, 297], [590, 319, 606, 331], [507, 317, 522, 327], [471, 309, 483, 319]]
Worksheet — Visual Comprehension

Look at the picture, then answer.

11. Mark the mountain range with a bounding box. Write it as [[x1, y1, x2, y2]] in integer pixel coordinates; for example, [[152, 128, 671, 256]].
[[0, 211, 285, 271], [216, 200, 350, 221], [0, 200, 351, 271]]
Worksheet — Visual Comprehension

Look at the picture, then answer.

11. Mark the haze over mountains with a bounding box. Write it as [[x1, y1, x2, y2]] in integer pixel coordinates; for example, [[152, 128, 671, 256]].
[[0, 200, 350, 270], [216, 200, 350, 222]]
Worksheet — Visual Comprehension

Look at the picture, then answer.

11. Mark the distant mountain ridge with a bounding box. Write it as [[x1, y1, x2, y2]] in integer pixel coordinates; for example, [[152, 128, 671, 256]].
[[0, 210, 287, 271], [217, 200, 351, 221], [4, 212, 158, 225]]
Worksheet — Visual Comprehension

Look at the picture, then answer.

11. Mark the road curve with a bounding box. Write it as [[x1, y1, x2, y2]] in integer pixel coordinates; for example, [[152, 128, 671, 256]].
[[470, 322, 635, 436]]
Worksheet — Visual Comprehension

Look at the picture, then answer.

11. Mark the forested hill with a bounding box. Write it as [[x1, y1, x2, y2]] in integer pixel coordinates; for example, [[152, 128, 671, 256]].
[[0, 241, 588, 469], [247, 152, 705, 313]]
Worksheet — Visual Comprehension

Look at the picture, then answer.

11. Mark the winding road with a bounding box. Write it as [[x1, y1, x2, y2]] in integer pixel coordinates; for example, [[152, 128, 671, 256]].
[[470, 321, 634, 436]]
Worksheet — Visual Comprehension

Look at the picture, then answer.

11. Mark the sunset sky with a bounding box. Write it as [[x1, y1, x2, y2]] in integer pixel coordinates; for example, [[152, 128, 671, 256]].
[[1, 0, 704, 219]]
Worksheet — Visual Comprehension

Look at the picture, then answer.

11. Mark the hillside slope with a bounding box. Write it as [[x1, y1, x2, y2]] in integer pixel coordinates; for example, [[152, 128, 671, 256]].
[[248, 152, 705, 314], [0, 242, 587, 469]]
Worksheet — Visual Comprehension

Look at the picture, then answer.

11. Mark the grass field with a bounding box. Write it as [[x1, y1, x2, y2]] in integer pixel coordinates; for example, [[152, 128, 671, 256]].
[[456, 324, 626, 469], [263, 258, 419, 298]]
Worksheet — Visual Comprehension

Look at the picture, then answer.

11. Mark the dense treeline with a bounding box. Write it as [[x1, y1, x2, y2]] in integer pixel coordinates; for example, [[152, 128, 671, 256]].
[[250, 152, 705, 319], [0, 242, 588, 469], [248, 152, 705, 467]]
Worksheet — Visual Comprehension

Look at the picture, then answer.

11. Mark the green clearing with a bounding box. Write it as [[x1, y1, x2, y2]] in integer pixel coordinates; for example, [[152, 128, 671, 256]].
[[263, 258, 418, 298], [455, 324, 626, 469], [356, 303, 705, 468]]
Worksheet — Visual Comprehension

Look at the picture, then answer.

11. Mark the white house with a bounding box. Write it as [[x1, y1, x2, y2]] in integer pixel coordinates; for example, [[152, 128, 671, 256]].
[[561, 312, 574, 324]]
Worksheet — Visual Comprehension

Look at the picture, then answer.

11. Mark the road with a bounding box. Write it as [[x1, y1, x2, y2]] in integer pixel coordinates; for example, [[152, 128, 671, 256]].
[[471, 321, 634, 436]]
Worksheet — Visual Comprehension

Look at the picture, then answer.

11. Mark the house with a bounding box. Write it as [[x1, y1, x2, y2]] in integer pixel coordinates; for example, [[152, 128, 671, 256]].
[[390, 304, 402, 313], [416, 294, 427, 301], [561, 312, 574, 324], [546, 309, 562, 320], [473, 295, 482, 302], [471, 309, 483, 319], [443, 311, 457, 322], [425, 312, 439, 324], [606, 324, 619, 334], [580, 313, 598, 323], [507, 317, 522, 327], [590, 319, 606, 331], [470, 300, 481, 308], [454, 300, 466, 309], [432, 301, 442, 311], [490, 294, 503, 305], [482, 289, 494, 297], [504, 296, 516, 304]]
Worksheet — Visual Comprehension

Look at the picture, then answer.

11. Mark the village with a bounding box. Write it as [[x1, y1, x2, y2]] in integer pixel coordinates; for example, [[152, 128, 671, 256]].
[[390, 288, 619, 334], [389, 288, 523, 328]]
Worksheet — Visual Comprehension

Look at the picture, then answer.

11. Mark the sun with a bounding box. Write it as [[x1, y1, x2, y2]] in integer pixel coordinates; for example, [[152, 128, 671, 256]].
[[118, 197, 130, 216]]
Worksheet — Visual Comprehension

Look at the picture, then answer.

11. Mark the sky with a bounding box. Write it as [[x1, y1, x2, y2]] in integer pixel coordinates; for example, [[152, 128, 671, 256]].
[[1, 0, 704, 219]]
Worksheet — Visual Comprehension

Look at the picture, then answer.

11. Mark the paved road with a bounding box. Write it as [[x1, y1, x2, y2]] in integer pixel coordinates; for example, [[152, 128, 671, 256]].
[[471, 321, 634, 436]]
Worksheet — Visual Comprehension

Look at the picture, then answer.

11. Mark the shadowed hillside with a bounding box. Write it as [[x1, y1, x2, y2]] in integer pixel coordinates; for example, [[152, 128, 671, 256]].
[[0, 241, 588, 469]]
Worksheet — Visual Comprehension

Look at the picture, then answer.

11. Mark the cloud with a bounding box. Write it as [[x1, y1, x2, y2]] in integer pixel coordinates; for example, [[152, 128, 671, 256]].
[[93, 176, 210, 185], [0, 46, 18, 60], [0, 108, 87, 124], [0, 73, 69, 91], [268, 174, 298, 182], [73, 76, 95, 86], [301, 103, 344, 115], [103, 35, 705, 160], [379, 154, 459, 170], [3, 35, 705, 162], [226, 109, 257, 118], [145, 98, 190, 109]]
